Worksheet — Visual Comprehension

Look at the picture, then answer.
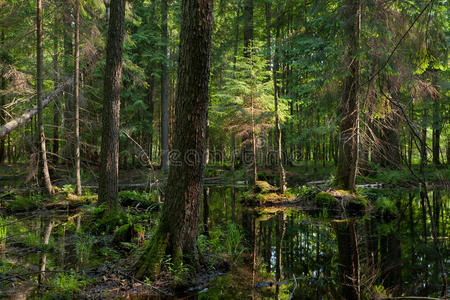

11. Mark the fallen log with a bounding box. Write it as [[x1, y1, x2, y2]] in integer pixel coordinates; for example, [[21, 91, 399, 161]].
[[0, 79, 73, 140]]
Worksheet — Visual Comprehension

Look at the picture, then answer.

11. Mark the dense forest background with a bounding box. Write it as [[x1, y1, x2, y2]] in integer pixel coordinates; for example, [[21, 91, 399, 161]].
[[0, 0, 448, 181], [0, 0, 449, 299]]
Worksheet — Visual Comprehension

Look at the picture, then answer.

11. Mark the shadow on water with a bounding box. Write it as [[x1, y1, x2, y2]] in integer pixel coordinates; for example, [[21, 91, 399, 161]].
[[0, 187, 448, 299]]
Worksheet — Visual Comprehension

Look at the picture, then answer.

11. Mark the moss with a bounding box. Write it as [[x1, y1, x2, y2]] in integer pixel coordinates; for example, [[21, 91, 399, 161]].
[[254, 181, 277, 193], [135, 225, 171, 279], [112, 223, 144, 246], [256, 193, 281, 202], [86, 207, 132, 234], [314, 192, 338, 207], [347, 195, 368, 211]]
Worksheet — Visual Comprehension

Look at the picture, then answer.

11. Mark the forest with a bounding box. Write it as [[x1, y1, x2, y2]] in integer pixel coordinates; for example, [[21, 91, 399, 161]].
[[0, 0, 448, 299]]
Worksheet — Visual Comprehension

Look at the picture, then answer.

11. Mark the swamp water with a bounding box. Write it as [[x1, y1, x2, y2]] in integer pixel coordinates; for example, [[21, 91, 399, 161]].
[[0, 187, 448, 299]]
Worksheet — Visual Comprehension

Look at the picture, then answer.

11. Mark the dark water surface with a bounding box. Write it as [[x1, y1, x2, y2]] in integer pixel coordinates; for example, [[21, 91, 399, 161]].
[[0, 187, 448, 299]]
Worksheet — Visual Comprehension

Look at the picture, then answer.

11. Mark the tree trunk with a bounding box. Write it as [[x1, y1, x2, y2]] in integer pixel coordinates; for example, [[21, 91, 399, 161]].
[[135, 0, 213, 279], [270, 4, 286, 194], [0, 30, 5, 164], [241, 0, 255, 185], [147, 68, 155, 162], [160, 0, 170, 173], [52, 15, 60, 165], [98, 0, 126, 210], [336, 0, 360, 193], [74, 0, 82, 195], [63, 0, 73, 163], [36, 0, 54, 195]]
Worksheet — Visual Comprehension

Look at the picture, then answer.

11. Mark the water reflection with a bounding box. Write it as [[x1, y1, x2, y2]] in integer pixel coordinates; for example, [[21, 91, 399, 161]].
[[0, 187, 447, 299], [201, 187, 449, 299]]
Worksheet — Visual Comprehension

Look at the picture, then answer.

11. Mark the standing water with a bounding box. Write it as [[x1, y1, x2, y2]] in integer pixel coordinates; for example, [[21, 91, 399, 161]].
[[0, 187, 448, 299]]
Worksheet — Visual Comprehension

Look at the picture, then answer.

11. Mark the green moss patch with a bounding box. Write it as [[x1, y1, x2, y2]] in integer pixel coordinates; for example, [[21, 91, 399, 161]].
[[254, 181, 278, 193]]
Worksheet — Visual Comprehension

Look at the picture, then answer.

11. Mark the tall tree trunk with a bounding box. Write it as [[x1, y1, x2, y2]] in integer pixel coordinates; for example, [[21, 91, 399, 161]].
[[336, 0, 361, 193], [147, 68, 155, 162], [98, 0, 126, 210], [135, 0, 213, 278], [269, 4, 286, 194], [230, 4, 239, 173], [36, 0, 54, 195], [63, 0, 73, 163], [0, 30, 5, 164], [242, 0, 255, 185], [160, 0, 170, 172], [52, 14, 59, 165], [74, 0, 82, 195]]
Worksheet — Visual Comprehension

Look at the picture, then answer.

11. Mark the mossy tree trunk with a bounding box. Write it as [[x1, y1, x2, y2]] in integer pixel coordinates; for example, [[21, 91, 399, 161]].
[[135, 0, 213, 279]]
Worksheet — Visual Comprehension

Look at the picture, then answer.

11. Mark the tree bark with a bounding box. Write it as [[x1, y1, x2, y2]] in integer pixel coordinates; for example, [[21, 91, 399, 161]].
[[98, 0, 126, 210], [36, 0, 54, 195], [135, 0, 213, 278], [160, 0, 170, 172], [270, 5, 286, 194], [241, 0, 256, 185], [74, 0, 82, 195], [52, 14, 60, 165], [0, 79, 72, 140], [147, 68, 155, 162], [336, 0, 361, 193], [0, 30, 6, 163], [62, 0, 73, 162]]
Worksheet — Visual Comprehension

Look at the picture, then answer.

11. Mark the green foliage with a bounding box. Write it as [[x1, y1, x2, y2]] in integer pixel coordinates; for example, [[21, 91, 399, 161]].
[[211, 45, 276, 140], [160, 255, 192, 284], [6, 194, 43, 212], [375, 196, 398, 216], [199, 222, 246, 261], [74, 233, 95, 263], [0, 216, 8, 249], [119, 190, 160, 210], [294, 185, 320, 200], [47, 271, 89, 296]]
